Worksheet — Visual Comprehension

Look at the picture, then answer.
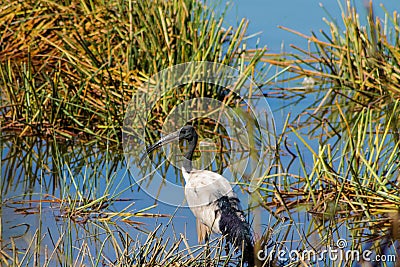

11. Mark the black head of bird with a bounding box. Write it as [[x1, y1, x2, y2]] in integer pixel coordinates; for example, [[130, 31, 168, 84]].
[[140, 125, 198, 171]]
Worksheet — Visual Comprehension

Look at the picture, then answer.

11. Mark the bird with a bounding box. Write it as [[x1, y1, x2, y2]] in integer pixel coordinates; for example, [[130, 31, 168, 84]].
[[140, 125, 254, 265]]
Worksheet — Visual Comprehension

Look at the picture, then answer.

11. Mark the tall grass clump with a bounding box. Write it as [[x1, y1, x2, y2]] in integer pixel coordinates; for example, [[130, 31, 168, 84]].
[[246, 1, 400, 262], [0, 0, 262, 147], [255, 0, 400, 221], [0, 1, 272, 266], [261, 0, 400, 145]]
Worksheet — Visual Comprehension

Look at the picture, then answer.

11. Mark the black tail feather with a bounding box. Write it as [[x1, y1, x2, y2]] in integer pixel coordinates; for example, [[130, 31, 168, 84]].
[[217, 196, 254, 266]]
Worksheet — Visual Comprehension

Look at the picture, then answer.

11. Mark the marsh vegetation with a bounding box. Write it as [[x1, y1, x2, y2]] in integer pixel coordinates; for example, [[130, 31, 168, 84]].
[[1, 0, 400, 266]]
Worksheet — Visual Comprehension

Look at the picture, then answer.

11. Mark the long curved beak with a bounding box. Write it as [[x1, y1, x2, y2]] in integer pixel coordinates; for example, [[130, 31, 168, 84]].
[[139, 130, 180, 164]]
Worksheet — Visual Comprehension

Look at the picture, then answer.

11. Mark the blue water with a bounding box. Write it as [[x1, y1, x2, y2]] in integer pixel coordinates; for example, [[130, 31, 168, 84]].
[[2, 0, 399, 265], [222, 0, 398, 53]]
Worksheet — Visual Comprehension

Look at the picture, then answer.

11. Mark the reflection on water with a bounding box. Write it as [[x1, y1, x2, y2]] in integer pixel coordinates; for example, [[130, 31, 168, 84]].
[[2, 133, 268, 265], [0, 136, 143, 265], [2, 127, 399, 265]]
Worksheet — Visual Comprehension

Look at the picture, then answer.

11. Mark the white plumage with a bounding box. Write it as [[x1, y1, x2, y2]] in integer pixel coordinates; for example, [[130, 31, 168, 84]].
[[141, 125, 254, 265], [183, 169, 244, 241]]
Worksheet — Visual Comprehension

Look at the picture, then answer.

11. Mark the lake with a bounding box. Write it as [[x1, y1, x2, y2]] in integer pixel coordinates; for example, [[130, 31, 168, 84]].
[[1, 0, 399, 266]]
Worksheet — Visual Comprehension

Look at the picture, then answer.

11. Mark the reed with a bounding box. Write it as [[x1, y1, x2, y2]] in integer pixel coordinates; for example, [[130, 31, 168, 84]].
[[0, 0, 262, 148], [249, 1, 400, 264], [3, 0, 400, 266], [258, 0, 400, 145]]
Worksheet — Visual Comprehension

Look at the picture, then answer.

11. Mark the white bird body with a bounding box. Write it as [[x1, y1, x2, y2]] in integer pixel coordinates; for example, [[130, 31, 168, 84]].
[[183, 168, 243, 241], [141, 126, 254, 265]]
